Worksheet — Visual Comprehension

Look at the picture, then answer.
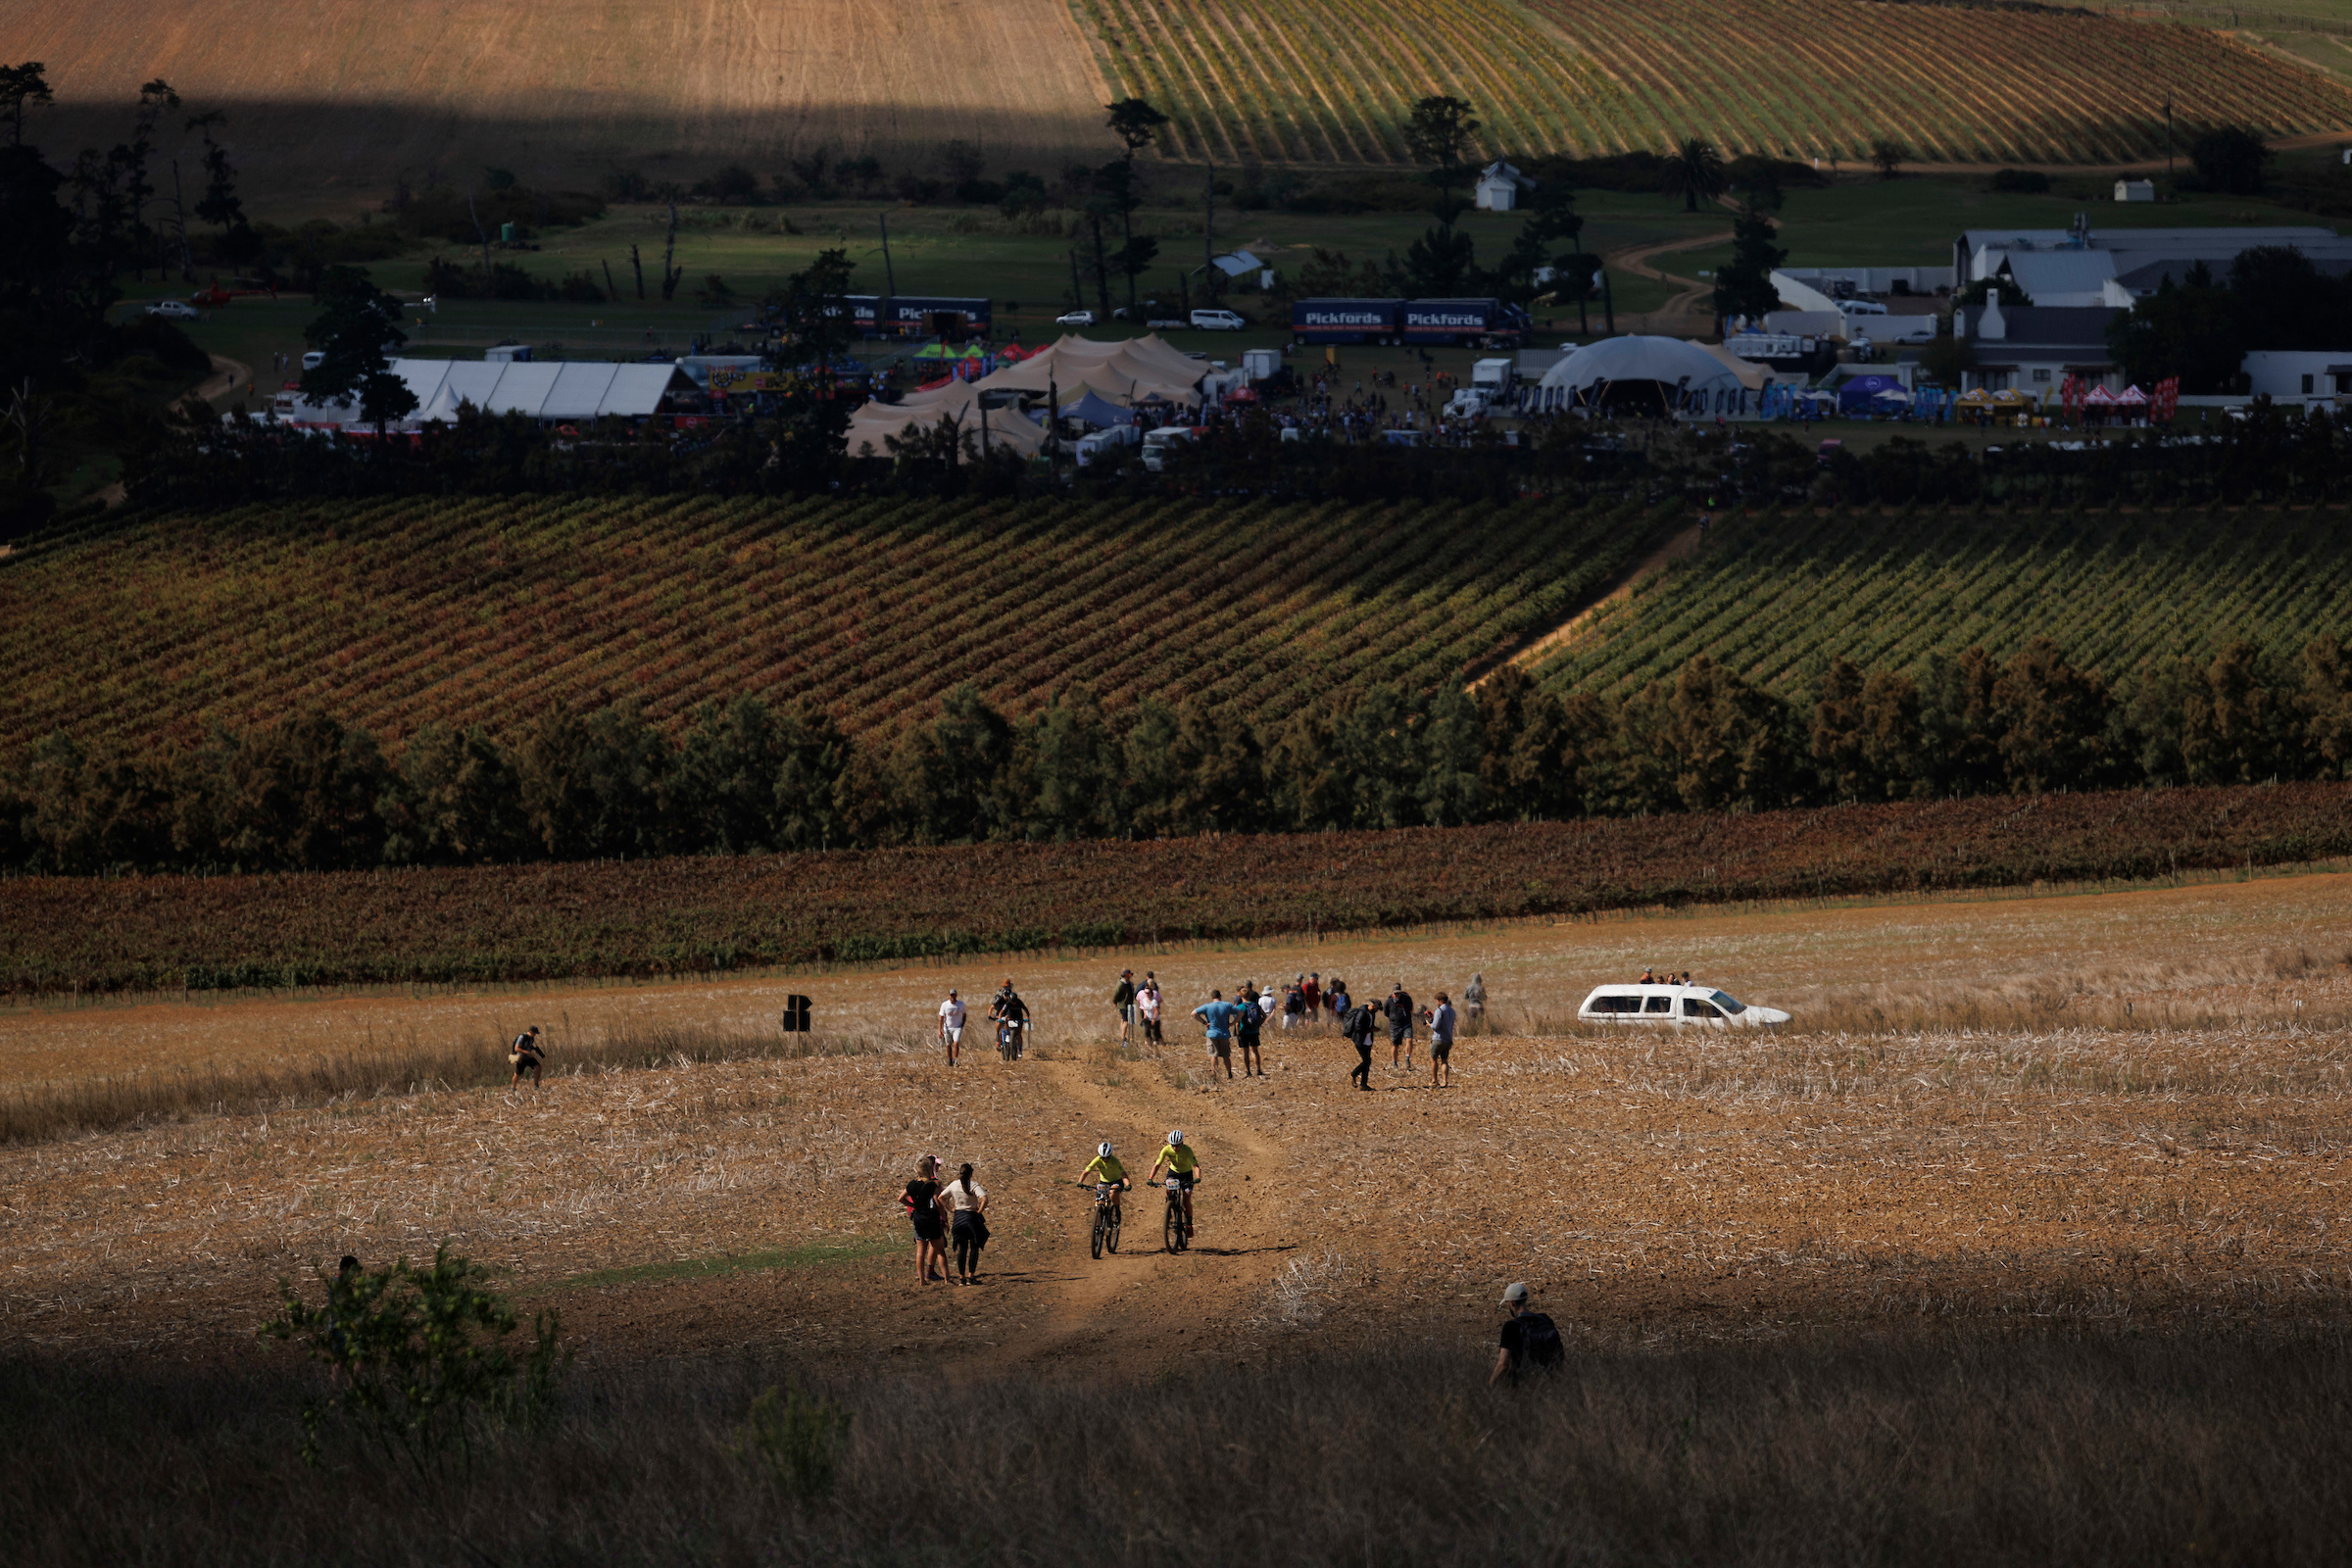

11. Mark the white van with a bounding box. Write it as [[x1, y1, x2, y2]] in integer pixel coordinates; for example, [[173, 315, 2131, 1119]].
[[1140, 424, 1200, 471], [1575, 982, 1788, 1028], [1190, 309, 1247, 331], [1073, 423, 1138, 466]]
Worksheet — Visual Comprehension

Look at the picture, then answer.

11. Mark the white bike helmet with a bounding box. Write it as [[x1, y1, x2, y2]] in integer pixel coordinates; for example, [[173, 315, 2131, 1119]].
[[1098, 1142, 1114, 1157], [1167, 1129, 1184, 1146]]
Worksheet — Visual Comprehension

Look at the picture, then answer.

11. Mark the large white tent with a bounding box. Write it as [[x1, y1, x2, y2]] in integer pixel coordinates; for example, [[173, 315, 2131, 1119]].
[[844, 378, 1046, 462], [285, 359, 690, 425], [1530, 336, 1763, 412]]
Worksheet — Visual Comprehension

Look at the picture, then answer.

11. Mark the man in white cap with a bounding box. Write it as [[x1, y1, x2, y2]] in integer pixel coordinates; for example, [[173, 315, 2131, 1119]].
[[1490, 1282, 1563, 1386]]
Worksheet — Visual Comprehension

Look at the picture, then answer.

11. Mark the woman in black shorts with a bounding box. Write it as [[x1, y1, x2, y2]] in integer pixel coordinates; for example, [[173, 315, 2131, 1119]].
[[903, 1155, 950, 1288]]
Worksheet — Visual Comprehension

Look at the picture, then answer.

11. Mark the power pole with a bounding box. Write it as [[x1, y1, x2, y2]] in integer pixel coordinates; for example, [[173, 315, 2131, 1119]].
[[879, 211, 897, 298], [1203, 162, 1217, 301]]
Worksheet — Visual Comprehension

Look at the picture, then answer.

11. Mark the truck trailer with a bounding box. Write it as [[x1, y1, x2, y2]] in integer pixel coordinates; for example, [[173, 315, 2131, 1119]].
[[1399, 298, 1532, 347], [1290, 298, 1403, 345]]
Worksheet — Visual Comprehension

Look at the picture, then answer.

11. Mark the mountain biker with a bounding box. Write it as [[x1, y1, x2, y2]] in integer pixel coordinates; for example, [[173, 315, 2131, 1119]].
[[990, 979, 1030, 1058], [1079, 1141, 1130, 1222], [1149, 1129, 1200, 1241], [509, 1026, 545, 1088], [1192, 990, 1244, 1081]]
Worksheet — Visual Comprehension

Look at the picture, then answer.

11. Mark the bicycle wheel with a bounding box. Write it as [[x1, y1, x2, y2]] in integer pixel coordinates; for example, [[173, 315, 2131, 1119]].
[[1091, 1205, 1106, 1260], [1164, 1199, 1183, 1253], [1105, 1207, 1121, 1253]]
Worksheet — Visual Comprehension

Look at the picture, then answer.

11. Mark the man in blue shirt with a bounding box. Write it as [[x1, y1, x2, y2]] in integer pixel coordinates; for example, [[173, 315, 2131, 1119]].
[[1192, 989, 1245, 1081]]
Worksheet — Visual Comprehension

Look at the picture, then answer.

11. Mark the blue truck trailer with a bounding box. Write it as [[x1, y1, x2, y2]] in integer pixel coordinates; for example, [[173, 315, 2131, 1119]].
[[1290, 297, 1403, 344], [1399, 298, 1532, 347], [843, 295, 993, 339]]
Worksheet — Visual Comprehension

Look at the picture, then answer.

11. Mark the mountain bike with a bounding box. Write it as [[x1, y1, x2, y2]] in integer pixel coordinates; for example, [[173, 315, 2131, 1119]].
[[1084, 1182, 1123, 1258], [995, 1017, 1027, 1061], [1162, 1176, 1191, 1254]]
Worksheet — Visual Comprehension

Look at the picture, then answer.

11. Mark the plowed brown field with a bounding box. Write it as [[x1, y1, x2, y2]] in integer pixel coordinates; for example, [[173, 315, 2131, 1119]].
[[7, 0, 1112, 194], [6, 873, 2350, 1381]]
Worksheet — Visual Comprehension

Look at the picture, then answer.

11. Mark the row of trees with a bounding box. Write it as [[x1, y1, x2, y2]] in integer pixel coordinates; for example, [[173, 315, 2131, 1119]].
[[13, 637, 2352, 875], [2108, 245, 2352, 393]]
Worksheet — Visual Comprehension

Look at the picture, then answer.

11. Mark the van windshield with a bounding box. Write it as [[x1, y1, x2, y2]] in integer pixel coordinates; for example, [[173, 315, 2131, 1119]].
[[1710, 990, 1747, 1015]]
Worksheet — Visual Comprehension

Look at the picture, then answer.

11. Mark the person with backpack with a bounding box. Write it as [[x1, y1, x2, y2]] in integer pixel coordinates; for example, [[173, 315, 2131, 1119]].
[[1237, 984, 1266, 1077], [1385, 983, 1416, 1073], [1282, 977, 1307, 1032], [1346, 998, 1378, 1091], [1111, 969, 1138, 1044], [1491, 1282, 1564, 1386]]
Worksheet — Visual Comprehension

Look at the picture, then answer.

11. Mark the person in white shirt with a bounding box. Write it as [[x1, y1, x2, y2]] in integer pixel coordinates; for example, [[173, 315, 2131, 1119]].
[[945, 1161, 989, 1284], [1427, 992, 1458, 1089], [938, 990, 967, 1065], [1139, 979, 1163, 1044]]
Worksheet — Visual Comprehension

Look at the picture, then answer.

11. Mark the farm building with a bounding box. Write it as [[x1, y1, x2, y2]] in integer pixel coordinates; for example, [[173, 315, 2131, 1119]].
[[2240, 351, 2352, 405], [1954, 225, 2352, 304], [2114, 179, 2155, 202], [1475, 161, 1535, 212], [1952, 299, 2123, 396]]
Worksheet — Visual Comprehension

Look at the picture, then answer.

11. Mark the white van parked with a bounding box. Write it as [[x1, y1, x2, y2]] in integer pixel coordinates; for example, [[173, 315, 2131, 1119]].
[[1073, 422, 1138, 466], [1575, 982, 1788, 1028], [1189, 308, 1247, 331]]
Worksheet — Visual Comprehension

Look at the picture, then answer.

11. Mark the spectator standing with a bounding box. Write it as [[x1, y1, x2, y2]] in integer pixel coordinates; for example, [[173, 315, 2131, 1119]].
[[1385, 983, 1416, 1072], [945, 1161, 989, 1284], [1111, 969, 1138, 1044], [938, 990, 967, 1065], [1303, 973, 1323, 1021], [1327, 977, 1349, 1025], [1282, 977, 1307, 1032], [903, 1155, 951, 1288], [1192, 989, 1243, 1081], [1238, 985, 1267, 1077], [1463, 973, 1488, 1028], [1428, 992, 1458, 1088], [1347, 998, 1377, 1091], [509, 1026, 545, 1088], [1490, 1282, 1565, 1386], [1139, 977, 1164, 1045]]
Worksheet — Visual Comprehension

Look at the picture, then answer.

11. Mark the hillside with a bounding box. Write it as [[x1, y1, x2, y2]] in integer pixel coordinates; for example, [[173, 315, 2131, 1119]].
[[1540, 504, 2352, 697], [0, 496, 1670, 752], [9, 0, 2347, 196], [1082, 0, 2352, 166]]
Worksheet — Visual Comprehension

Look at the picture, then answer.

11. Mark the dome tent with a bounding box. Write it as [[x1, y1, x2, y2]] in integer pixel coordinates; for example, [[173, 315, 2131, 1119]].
[[1533, 335, 1758, 413]]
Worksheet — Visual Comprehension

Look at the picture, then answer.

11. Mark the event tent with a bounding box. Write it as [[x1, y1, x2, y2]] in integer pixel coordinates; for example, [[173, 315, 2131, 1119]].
[[972, 333, 1203, 407], [844, 379, 1046, 462], [1058, 390, 1135, 427], [1835, 373, 1907, 412], [1531, 335, 1760, 411], [286, 359, 692, 425]]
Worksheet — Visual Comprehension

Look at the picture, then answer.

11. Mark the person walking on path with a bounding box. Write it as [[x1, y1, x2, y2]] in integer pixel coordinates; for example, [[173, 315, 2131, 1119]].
[[1193, 989, 1244, 1081], [1282, 977, 1307, 1032], [1490, 1282, 1565, 1386], [509, 1026, 546, 1088], [1140, 977, 1164, 1045], [945, 1161, 989, 1284], [1347, 997, 1377, 1090], [1463, 973, 1488, 1028], [1427, 992, 1458, 1089], [1385, 983, 1416, 1073], [1238, 985, 1267, 1077], [1303, 973, 1322, 1021], [938, 989, 967, 1065], [903, 1155, 951, 1288], [1111, 969, 1138, 1044]]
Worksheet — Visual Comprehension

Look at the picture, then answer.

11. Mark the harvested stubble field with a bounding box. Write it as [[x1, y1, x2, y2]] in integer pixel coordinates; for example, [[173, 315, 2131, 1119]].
[[6, 781, 2349, 998], [8, 874, 2352, 1559]]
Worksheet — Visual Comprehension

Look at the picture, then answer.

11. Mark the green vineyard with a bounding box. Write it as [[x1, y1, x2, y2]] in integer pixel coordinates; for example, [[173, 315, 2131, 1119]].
[[0, 496, 1673, 752], [1542, 505, 2352, 697], [1075, 0, 2352, 164]]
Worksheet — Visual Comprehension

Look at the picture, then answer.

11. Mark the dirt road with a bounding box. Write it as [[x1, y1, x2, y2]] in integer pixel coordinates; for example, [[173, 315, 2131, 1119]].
[[1602, 229, 1732, 335]]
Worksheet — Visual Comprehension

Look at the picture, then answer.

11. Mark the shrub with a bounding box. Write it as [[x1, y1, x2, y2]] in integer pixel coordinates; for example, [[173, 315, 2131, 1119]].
[[735, 1381, 853, 1499], [261, 1245, 566, 1477], [1989, 168, 2050, 194]]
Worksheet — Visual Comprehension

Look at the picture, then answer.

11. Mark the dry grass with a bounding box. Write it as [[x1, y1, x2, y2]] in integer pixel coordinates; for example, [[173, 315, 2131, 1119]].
[[9, 1333, 2352, 1564]]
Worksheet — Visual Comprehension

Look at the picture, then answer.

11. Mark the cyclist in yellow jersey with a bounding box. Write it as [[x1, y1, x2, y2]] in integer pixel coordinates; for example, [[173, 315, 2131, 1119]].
[[1079, 1142, 1130, 1220], [1148, 1129, 1200, 1241]]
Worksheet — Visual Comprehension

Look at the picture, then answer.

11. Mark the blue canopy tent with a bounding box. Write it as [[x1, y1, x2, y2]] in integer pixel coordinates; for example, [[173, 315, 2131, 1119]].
[[1837, 374, 1906, 414], [1058, 389, 1136, 427]]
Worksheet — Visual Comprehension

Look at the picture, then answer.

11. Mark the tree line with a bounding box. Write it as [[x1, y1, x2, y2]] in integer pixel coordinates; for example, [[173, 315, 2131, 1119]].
[[12, 636, 2352, 876]]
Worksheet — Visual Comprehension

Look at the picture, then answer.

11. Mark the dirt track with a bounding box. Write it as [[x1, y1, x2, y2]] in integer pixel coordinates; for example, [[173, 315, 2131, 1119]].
[[7, 873, 2352, 1381]]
